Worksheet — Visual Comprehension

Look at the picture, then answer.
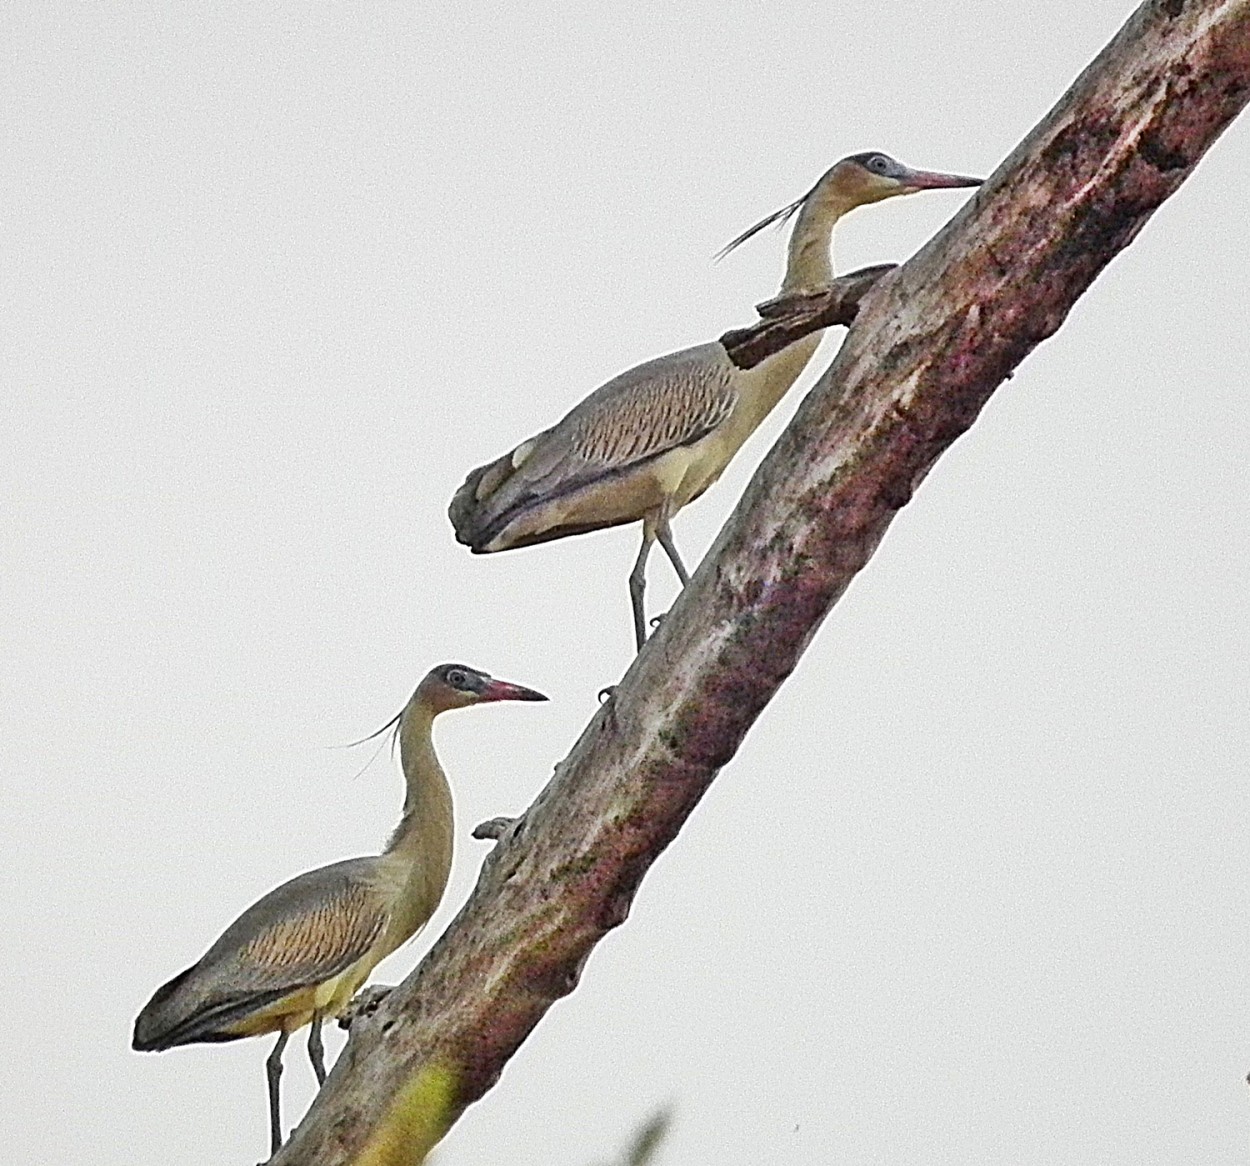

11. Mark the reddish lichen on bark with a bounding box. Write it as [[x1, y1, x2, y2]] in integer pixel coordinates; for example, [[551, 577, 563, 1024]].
[[271, 2, 1250, 1161]]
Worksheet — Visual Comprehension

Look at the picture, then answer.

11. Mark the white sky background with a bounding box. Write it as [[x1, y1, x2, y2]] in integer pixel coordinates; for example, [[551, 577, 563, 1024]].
[[2, 1, 1248, 1162]]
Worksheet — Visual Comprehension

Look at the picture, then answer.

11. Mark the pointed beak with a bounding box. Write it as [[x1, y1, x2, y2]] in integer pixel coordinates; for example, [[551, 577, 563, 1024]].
[[897, 166, 982, 191], [478, 677, 549, 703]]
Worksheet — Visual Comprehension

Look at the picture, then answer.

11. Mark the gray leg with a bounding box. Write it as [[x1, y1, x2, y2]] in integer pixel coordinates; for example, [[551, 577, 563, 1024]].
[[629, 522, 657, 651], [265, 1029, 291, 1155], [307, 1011, 326, 1086], [656, 513, 690, 586]]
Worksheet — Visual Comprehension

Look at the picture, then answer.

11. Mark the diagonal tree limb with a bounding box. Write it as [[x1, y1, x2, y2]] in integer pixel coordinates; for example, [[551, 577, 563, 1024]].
[[271, 1, 1250, 1160]]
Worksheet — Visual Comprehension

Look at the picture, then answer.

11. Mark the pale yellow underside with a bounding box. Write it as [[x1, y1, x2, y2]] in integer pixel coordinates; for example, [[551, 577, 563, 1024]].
[[223, 933, 404, 1038]]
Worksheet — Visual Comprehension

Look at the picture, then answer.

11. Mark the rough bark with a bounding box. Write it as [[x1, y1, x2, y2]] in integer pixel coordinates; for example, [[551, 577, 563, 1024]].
[[272, 1, 1250, 1160]]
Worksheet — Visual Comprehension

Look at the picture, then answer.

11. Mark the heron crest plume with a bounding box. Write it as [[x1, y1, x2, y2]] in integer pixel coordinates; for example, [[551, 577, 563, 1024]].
[[714, 192, 808, 261]]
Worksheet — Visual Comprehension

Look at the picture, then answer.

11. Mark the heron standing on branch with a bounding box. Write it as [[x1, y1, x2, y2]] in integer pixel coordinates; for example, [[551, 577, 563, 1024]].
[[449, 152, 981, 649], [132, 664, 547, 1156]]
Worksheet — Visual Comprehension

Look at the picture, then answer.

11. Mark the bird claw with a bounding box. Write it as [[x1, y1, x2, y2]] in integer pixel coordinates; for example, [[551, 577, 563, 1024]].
[[337, 984, 394, 1030], [648, 612, 667, 629], [597, 685, 616, 703]]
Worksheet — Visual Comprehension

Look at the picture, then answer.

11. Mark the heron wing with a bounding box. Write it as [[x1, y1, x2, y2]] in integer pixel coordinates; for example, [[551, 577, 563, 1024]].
[[133, 858, 388, 1048], [563, 348, 736, 469], [207, 858, 388, 992], [450, 344, 736, 545]]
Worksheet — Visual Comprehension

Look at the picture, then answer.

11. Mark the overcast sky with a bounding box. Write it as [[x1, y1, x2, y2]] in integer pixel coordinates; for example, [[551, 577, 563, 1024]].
[[3, 2, 1248, 1163]]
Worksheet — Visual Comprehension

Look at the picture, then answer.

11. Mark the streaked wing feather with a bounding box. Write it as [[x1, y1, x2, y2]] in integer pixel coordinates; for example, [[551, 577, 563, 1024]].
[[567, 358, 735, 466], [233, 879, 386, 991], [204, 859, 387, 994]]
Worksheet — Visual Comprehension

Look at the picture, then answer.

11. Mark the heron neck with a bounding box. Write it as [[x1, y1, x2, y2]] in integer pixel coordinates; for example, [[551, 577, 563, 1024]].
[[387, 707, 454, 861], [371, 704, 455, 953], [780, 196, 854, 294]]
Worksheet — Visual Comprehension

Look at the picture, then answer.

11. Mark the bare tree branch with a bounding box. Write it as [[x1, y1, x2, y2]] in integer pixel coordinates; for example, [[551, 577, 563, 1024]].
[[720, 263, 897, 368], [469, 816, 516, 842], [272, 2, 1250, 1160]]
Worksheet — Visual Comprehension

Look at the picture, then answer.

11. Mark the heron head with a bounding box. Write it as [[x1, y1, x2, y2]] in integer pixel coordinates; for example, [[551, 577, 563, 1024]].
[[827, 152, 982, 207], [418, 663, 549, 713], [716, 152, 981, 261]]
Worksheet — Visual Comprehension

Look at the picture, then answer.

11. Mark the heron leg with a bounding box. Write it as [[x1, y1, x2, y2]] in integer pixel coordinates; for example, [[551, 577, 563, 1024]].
[[629, 520, 658, 650], [655, 510, 690, 586], [266, 1029, 291, 1155], [308, 1011, 327, 1086]]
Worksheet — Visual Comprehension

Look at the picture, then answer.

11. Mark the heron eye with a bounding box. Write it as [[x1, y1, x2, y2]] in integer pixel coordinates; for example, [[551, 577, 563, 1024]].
[[869, 155, 890, 174], [446, 668, 469, 689]]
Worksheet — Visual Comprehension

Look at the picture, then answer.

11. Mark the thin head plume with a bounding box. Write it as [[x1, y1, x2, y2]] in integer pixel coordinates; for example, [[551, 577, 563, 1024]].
[[714, 189, 810, 262], [332, 707, 405, 782]]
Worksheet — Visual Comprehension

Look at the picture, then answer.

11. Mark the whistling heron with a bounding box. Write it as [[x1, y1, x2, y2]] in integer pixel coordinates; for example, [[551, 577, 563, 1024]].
[[132, 664, 547, 1156], [449, 152, 980, 649]]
